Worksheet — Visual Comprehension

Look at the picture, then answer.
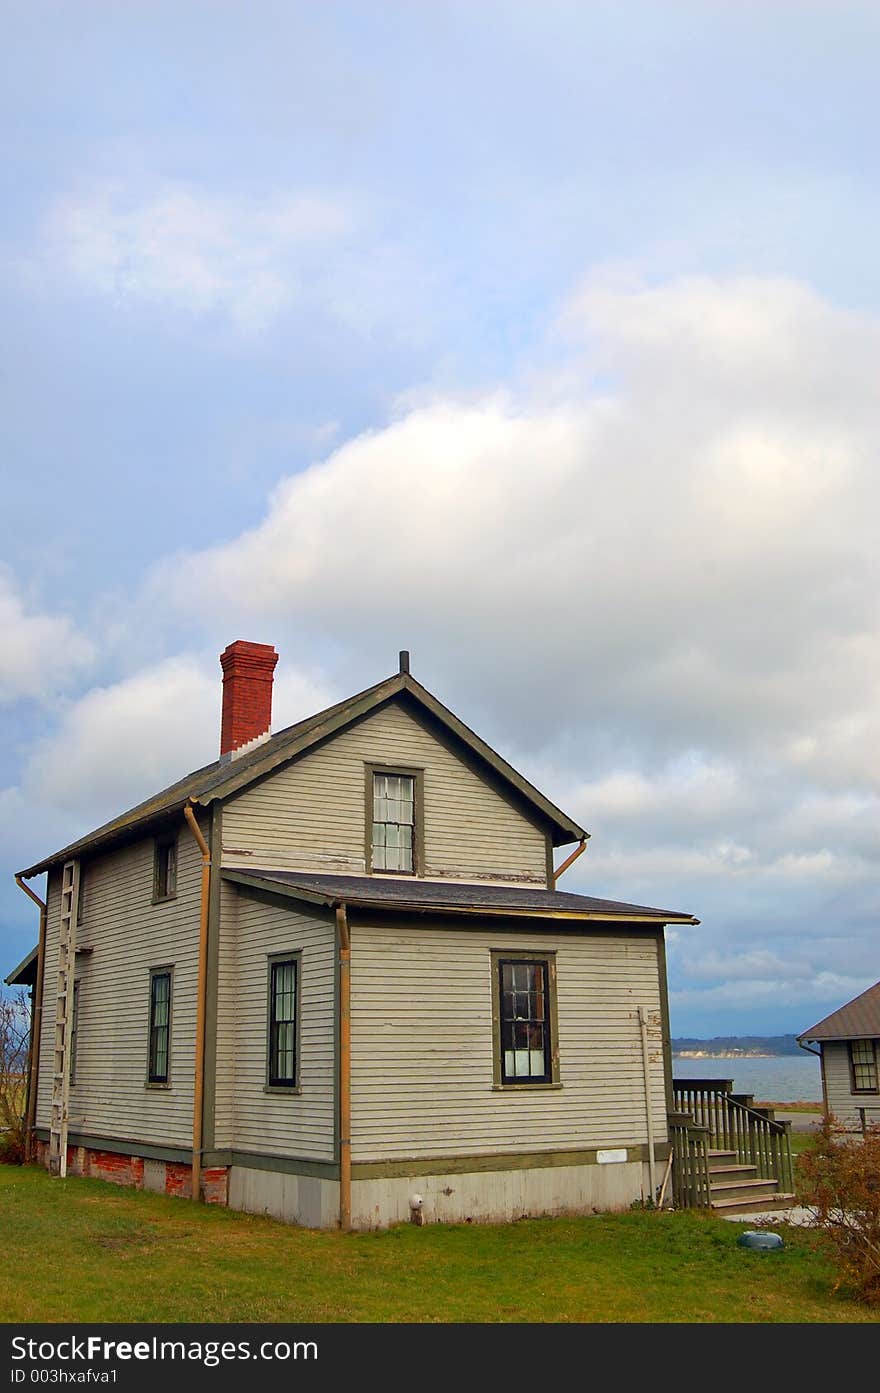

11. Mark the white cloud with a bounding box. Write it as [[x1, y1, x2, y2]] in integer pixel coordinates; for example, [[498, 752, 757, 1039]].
[[0, 569, 94, 703], [22, 654, 334, 829], [44, 181, 353, 332]]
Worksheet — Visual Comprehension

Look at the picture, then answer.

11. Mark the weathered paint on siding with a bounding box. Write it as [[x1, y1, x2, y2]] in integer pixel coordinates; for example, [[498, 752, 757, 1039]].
[[221, 699, 548, 885], [350, 1160, 651, 1229], [822, 1040, 880, 1128], [212, 890, 336, 1161], [36, 825, 204, 1148], [349, 922, 666, 1162]]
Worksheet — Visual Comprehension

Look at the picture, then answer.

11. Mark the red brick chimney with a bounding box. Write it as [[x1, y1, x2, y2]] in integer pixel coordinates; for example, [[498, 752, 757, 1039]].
[[219, 640, 279, 759]]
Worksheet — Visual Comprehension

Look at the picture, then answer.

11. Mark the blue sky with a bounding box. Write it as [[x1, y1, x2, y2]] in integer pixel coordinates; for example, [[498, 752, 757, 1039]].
[[2, 1, 879, 1036]]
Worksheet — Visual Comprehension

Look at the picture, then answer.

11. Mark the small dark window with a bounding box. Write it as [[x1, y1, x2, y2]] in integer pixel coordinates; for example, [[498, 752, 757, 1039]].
[[69, 980, 80, 1087], [371, 772, 415, 873], [154, 837, 177, 900], [268, 958, 298, 1087], [498, 958, 553, 1084], [148, 970, 172, 1084], [850, 1040, 878, 1093]]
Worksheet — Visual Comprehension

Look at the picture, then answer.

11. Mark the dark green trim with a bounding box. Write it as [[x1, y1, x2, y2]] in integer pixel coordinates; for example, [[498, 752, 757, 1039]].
[[33, 1130, 339, 1178], [352, 1142, 670, 1180], [151, 832, 179, 904], [201, 806, 222, 1152], [226, 1151, 340, 1179], [489, 948, 561, 1087], [265, 949, 302, 1089], [34, 1129, 195, 1166], [146, 964, 174, 1087], [364, 761, 425, 877], [655, 931, 674, 1113]]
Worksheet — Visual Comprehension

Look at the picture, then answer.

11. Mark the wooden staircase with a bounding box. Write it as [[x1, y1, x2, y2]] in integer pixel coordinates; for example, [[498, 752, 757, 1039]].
[[669, 1079, 796, 1214], [706, 1147, 796, 1215]]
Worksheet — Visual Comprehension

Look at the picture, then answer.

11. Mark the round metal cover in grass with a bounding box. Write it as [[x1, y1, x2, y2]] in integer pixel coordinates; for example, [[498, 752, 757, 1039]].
[[737, 1230, 784, 1251]]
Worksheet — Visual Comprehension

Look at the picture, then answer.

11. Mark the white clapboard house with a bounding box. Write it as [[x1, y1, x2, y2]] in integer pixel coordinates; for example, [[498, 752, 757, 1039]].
[[799, 980, 880, 1133], [8, 642, 701, 1228]]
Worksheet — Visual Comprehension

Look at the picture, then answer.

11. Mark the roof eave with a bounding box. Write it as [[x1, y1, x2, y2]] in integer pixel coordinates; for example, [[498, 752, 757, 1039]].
[[222, 870, 698, 925]]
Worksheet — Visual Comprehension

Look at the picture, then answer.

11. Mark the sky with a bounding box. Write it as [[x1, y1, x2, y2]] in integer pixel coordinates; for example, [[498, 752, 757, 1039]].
[[2, 1, 878, 1037]]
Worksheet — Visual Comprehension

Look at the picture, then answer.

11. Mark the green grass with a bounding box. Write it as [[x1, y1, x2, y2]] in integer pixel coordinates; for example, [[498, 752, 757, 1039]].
[[2, 1165, 878, 1323]]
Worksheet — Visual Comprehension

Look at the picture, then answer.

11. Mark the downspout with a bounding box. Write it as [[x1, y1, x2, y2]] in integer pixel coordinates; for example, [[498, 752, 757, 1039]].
[[551, 838, 588, 887], [184, 802, 211, 1203], [15, 875, 47, 1161], [335, 902, 351, 1231], [638, 1006, 658, 1203]]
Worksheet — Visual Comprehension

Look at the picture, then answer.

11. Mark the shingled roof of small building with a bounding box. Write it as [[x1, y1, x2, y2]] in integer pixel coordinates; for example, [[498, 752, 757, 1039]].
[[19, 670, 588, 878], [798, 978, 880, 1042]]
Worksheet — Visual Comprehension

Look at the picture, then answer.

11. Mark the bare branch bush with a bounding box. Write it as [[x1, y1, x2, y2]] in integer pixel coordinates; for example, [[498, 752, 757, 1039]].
[[796, 1114, 880, 1305], [0, 991, 30, 1163]]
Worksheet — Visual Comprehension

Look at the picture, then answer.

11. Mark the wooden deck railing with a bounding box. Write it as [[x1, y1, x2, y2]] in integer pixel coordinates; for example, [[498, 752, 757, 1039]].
[[667, 1111, 711, 1210], [672, 1078, 794, 1198]]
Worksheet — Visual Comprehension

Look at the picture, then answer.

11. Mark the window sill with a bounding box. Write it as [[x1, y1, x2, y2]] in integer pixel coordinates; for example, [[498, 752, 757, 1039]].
[[263, 1085, 303, 1096], [151, 893, 178, 905], [145, 1082, 172, 1091], [492, 1082, 563, 1092]]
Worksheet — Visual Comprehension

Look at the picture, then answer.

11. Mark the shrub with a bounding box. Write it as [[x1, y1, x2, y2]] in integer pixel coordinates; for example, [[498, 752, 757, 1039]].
[[796, 1114, 880, 1304], [0, 992, 30, 1164]]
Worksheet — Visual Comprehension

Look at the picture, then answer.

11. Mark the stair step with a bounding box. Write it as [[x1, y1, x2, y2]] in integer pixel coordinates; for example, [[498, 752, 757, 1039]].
[[709, 1179, 783, 1203], [711, 1193, 798, 1216], [707, 1164, 760, 1181]]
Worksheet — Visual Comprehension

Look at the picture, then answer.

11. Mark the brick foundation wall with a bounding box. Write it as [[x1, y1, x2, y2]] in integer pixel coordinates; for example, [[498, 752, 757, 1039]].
[[33, 1140, 228, 1205]]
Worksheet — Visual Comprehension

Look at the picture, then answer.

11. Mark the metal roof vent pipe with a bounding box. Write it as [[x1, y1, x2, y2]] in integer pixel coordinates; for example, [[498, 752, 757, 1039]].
[[219, 640, 279, 762]]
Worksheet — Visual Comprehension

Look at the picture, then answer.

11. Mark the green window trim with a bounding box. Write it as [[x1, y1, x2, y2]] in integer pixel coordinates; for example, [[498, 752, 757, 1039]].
[[266, 952, 302, 1090], [849, 1039, 879, 1094], [146, 967, 173, 1087], [364, 763, 425, 876], [152, 835, 178, 903], [490, 949, 561, 1088]]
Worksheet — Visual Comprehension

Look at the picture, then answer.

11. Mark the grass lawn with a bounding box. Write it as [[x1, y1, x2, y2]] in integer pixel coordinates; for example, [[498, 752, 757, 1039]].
[[2, 1165, 878, 1324]]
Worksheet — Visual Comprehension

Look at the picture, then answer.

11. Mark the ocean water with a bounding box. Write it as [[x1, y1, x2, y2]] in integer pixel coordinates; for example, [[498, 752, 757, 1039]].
[[672, 1052, 822, 1103]]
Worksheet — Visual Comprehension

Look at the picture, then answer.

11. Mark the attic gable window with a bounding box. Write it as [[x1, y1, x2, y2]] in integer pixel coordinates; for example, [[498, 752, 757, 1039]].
[[153, 836, 177, 902], [369, 769, 419, 875], [849, 1040, 878, 1093]]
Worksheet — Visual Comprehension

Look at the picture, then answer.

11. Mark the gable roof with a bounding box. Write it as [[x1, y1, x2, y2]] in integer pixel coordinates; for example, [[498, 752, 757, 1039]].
[[18, 671, 588, 878], [223, 869, 699, 925], [4, 944, 38, 988], [798, 979, 880, 1042]]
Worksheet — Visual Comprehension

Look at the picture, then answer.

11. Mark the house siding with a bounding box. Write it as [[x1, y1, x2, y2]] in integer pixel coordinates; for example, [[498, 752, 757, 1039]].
[[349, 921, 666, 1163], [221, 699, 548, 885], [36, 824, 204, 1148], [212, 891, 336, 1162], [822, 1039, 880, 1129]]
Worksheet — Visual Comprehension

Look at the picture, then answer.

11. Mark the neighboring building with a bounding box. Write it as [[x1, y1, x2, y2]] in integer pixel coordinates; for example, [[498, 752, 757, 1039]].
[[798, 980, 880, 1132], [8, 641, 699, 1229]]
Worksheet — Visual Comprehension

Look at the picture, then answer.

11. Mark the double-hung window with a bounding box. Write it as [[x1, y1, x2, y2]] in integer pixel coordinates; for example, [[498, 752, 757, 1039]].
[[267, 956, 299, 1088], [369, 769, 418, 874], [849, 1039, 879, 1093], [147, 969, 172, 1085], [492, 953, 559, 1086]]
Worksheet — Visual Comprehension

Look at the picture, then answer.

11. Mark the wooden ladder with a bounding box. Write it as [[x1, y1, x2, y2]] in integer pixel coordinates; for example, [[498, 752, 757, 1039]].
[[48, 859, 79, 1177]]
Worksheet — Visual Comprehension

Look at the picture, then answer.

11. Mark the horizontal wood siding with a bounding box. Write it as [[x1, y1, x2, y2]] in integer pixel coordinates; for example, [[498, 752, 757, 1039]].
[[350, 922, 666, 1162], [823, 1040, 880, 1127], [214, 893, 336, 1161], [222, 699, 548, 885], [36, 825, 204, 1147]]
